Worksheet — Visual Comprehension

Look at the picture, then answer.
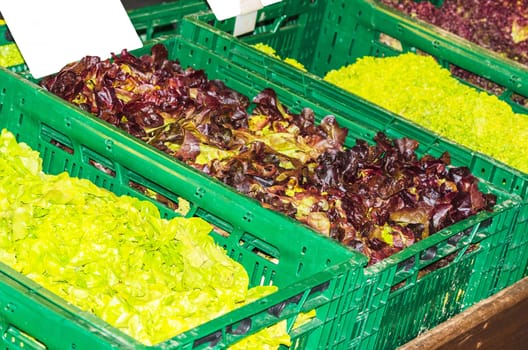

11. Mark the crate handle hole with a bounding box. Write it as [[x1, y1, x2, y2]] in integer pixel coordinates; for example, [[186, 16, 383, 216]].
[[420, 246, 437, 261], [268, 301, 287, 317], [88, 159, 116, 177], [398, 256, 415, 272], [447, 231, 464, 246], [267, 291, 305, 318], [479, 218, 493, 231], [251, 246, 279, 265], [193, 330, 222, 347], [311, 281, 330, 295], [227, 318, 252, 335], [196, 208, 234, 236], [128, 180, 183, 214], [239, 233, 279, 264], [379, 33, 403, 52], [50, 139, 74, 155]]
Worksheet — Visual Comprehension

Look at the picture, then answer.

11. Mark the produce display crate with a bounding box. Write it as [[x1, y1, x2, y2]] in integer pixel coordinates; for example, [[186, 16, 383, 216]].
[[128, 0, 209, 42], [179, 0, 528, 293], [2, 31, 524, 349], [0, 62, 369, 349]]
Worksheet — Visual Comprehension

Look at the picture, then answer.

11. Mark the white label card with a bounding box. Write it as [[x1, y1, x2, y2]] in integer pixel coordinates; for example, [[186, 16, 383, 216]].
[[0, 0, 143, 78], [206, 0, 282, 36], [233, 11, 258, 36], [206, 0, 263, 21], [260, 0, 282, 5]]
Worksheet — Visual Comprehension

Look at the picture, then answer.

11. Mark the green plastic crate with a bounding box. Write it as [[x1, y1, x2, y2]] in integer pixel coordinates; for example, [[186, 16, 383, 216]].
[[0, 64, 368, 348], [130, 36, 522, 350], [130, 32, 525, 348], [3, 32, 523, 349], [180, 0, 528, 299], [128, 0, 209, 42]]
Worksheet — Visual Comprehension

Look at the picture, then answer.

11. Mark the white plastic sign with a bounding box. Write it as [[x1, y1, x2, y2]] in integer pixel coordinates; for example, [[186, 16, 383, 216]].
[[206, 0, 263, 21], [261, 0, 282, 5], [233, 11, 259, 36], [206, 0, 282, 36], [0, 0, 143, 79]]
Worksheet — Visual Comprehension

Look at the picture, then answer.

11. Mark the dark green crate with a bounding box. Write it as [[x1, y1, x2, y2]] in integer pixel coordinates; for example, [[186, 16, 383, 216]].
[[180, 0, 528, 303], [0, 62, 368, 348], [137, 31, 517, 347], [2, 32, 524, 349], [128, 0, 209, 42]]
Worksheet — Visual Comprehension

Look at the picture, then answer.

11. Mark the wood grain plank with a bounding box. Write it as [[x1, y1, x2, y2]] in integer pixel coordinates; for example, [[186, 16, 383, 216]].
[[399, 277, 528, 350]]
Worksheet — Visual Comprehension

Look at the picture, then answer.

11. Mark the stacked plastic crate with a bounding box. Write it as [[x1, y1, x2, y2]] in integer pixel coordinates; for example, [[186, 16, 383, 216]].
[[0, 2, 367, 349], [0, 28, 370, 350], [0, 0, 526, 349], [176, 1, 528, 346]]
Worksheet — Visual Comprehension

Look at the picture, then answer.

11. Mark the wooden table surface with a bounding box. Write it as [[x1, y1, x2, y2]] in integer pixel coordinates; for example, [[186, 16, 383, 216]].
[[399, 277, 528, 350]]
